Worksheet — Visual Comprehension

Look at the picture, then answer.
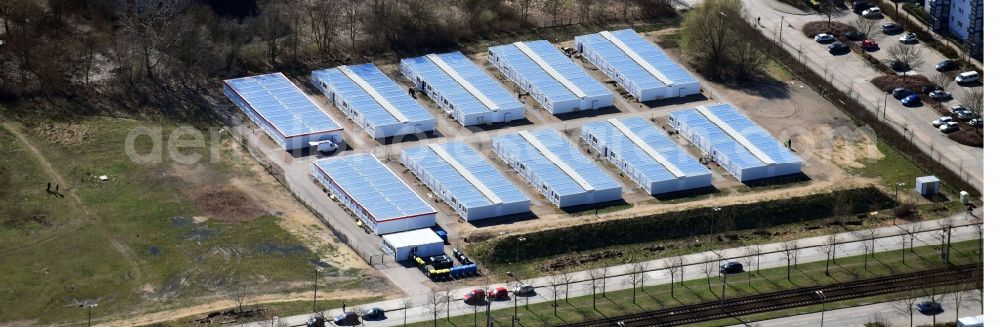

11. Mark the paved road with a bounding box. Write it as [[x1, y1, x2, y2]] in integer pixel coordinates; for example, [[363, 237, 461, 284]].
[[741, 0, 984, 193], [732, 291, 981, 327], [248, 211, 982, 327]]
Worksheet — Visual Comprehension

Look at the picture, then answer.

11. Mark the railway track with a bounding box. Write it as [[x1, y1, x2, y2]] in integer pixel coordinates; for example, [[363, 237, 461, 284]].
[[562, 264, 981, 327]]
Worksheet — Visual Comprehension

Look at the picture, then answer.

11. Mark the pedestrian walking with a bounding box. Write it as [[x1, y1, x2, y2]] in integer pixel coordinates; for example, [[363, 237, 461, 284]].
[[55, 184, 59, 193], [342, 302, 346, 312], [757, 16, 761, 25], [47, 182, 51, 192]]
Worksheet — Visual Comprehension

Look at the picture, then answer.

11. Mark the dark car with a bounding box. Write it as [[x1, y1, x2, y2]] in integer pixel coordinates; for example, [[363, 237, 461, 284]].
[[929, 90, 952, 101], [917, 301, 944, 315], [334, 312, 360, 326], [844, 31, 865, 41], [882, 22, 903, 34], [827, 42, 849, 54], [892, 87, 914, 99], [306, 316, 326, 327], [464, 289, 487, 304], [362, 307, 385, 320], [901, 94, 921, 106], [889, 60, 910, 71], [935, 59, 959, 71], [719, 261, 745, 275]]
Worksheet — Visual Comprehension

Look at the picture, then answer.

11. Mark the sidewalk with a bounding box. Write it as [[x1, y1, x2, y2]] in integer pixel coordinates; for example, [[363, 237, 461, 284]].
[[253, 209, 982, 327]]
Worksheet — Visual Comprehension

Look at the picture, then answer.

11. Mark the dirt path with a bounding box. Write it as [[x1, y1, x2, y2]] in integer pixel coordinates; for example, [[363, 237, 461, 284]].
[[0, 119, 144, 280], [94, 290, 380, 327]]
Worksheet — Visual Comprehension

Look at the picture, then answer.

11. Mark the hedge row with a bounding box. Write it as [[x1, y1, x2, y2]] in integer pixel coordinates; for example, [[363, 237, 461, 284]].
[[472, 186, 894, 263]]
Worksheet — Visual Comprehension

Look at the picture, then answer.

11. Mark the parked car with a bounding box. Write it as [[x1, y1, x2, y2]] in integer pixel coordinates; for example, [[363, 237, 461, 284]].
[[929, 90, 952, 101], [936, 59, 959, 71], [968, 118, 983, 127], [950, 105, 970, 114], [901, 94, 921, 106], [720, 261, 745, 275], [306, 316, 327, 327], [334, 312, 360, 326], [939, 122, 959, 133], [892, 87, 914, 99], [921, 85, 941, 95], [827, 42, 849, 54], [932, 116, 954, 127], [513, 284, 535, 296], [862, 7, 882, 17], [488, 287, 509, 299], [956, 110, 976, 121], [917, 301, 944, 315], [464, 289, 487, 304], [882, 22, 903, 34], [955, 71, 980, 84], [844, 31, 864, 41], [899, 32, 918, 43], [814, 33, 835, 43], [889, 60, 910, 71], [862, 39, 879, 50], [362, 308, 385, 320]]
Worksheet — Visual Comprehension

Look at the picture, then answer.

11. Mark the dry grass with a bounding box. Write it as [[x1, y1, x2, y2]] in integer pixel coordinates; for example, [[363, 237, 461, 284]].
[[870, 75, 933, 93], [948, 128, 983, 148]]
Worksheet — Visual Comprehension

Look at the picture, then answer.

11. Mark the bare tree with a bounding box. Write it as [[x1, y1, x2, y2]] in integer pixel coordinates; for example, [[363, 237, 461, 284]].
[[962, 88, 984, 117], [624, 263, 643, 303], [557, 272, 574, 304], [923, 287, 944, 326], [426, 291, 446, 327], [866, 227, 880, 261], [344, 0, 364, 52], [936, 218, 956, 262], [780, 241, 797, 281], [950, 288, 967, 324], [587, 268, 603, 308], [401, 298, 412, 326], [540, 0, 564, 24], [305, 0, 342, 58], [443, 287, 455, 321], [665, 257, 683, 296], [743, 247, 760, 286], [886, 43, 925, 72], [891, 290, 919, 327], [546, 275, 561, 316], [851, 15, 879, 38], [701, 260, 714, 288], [815, 0, 839, 24], [820, 236, 836, 276], [680, 0, 745, 78], [228, 273, 250, 313], [931, 72, 956, 90], [515, 0, 536, 24]]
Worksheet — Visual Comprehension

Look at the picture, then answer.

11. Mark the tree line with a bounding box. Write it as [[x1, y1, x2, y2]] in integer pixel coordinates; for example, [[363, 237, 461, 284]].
[[0, 0, 677, 119]]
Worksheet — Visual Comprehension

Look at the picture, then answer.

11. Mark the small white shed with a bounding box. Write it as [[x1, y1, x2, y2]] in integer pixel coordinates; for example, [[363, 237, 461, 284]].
[[381, 228, 445, 261], [915, 176, 941, 196]]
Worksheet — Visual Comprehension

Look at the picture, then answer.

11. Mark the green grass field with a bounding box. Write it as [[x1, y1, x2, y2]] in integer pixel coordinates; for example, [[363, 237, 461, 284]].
[[0, 117, 367, 324], [412, 240, 981, 326]]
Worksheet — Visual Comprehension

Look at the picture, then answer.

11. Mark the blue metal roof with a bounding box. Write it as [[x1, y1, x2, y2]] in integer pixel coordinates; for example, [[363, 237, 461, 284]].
[[224, 73, 342, 137], [581, 117, 710, 183], [575, 29, 697, 89], [401, 52, 522, 115], [312, 64, 434, 127], [489, 40, 612, 103], [313, 153, 435, 222], [670, 104, 801, 169], [402, 141, 529, 209], [493, 128, 620, 197]]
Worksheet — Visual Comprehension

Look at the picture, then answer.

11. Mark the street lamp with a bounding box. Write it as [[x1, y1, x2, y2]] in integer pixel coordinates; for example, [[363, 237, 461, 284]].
[[893, 182, 906, 224], [711, 207, 722, 240], [81, 302, 98, 327], [816, 290, 827, 327], [515, 236, 527, 265]]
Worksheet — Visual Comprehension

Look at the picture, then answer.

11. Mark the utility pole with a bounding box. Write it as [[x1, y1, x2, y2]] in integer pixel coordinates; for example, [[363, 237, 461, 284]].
[[816, 291, 827, 327], [313, 267, 322, 313]]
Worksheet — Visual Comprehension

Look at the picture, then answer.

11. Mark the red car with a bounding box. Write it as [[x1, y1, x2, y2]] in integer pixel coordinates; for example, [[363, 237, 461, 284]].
[[862, 39, 878, 50], [464, 289, 486, 303], [488, 287, 509, 299]]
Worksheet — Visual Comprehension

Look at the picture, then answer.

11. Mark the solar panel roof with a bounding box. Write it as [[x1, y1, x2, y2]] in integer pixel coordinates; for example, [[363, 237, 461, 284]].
[[582, 117, 710, 183], [402, 141, 529, 209], [489, 40, 612, 103], [576, 29, 697, 89], [312, 64, 434, 127], [224, 73, 342, 137], [314, 153, 436, 222], [401, 52, 521, 115], [494, 128, 619, 196], [670, 104, 800, 169]]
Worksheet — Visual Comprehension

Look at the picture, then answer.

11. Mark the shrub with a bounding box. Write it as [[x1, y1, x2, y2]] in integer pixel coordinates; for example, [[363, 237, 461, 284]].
[[471, 186, 894, 263], [802, 21, 859, 37], [948, 128, 983, 148], [871, 75, 933, 93]]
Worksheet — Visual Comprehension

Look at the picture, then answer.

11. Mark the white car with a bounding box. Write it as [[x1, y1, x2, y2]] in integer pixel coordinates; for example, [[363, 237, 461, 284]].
[[932, 116, 953, 127], [862, 8, 882, 17], [899, 32, 918, 43], [955, 71, 980, 84], [939, 122, 959, 133], [814, 33, 835, 43]]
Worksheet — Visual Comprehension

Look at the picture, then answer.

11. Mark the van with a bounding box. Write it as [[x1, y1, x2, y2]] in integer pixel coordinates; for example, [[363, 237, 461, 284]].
[[955, 71, 980, 84]]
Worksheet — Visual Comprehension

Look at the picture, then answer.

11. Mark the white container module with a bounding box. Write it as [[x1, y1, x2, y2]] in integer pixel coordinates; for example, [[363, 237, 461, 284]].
[[381, 228, 445, 261], [915, 175, 941, 196]]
